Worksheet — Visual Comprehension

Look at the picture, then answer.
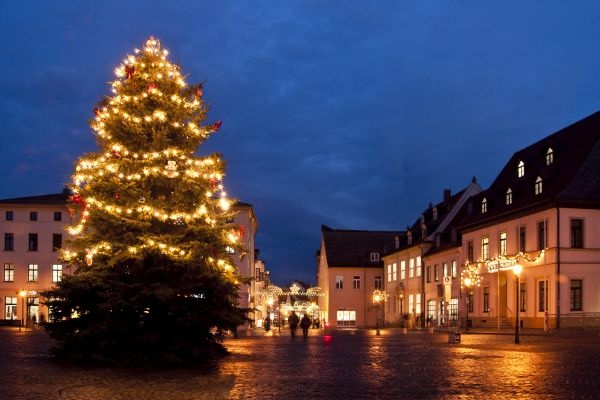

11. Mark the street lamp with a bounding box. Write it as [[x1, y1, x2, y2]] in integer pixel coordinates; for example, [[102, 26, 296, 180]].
[[266, 297, 274, 331], [19, 290, 26, 331], [513, 264, 523, 344], [461, 265, 481, 332], [372, 290, 387, 336]]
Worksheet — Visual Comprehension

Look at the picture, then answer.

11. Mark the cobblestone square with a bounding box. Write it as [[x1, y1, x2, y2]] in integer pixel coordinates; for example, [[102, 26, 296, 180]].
[[1, 328, 600, 399]]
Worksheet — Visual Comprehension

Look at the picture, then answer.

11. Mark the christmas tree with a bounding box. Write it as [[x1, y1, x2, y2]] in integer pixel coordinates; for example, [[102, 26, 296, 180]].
[[43, 37, 247, 365]]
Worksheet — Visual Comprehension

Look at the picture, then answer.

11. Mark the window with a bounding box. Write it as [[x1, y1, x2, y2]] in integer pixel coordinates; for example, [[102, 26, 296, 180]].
[[571, 219, 583, 249], [4, 263, 14, 282], [30, 211, 38, 221], [570, 279, 582, 311], [481, 236, 489, 260], [28, 264, 38, 282], [408, 294, 414, 315], [400, 261, 406, 280], [546, 148, 554, 165], [409, 258, 414, 278], [451, 260, 457, 279], [483, 287, 490, 313], [415, 294, 421, 315], [538, 221, 546, 250], [4, 233, 14, 251], [53, 212, 62, 221], [225, 245, 234, 254], [395, 236, 400, 249], [481, 198, 487, 213], [434, 264, 439, 282], [374, 276, 382, 290], [427, 300, 436, 322], [407, 231, 412, 245], [499, 232, 507, 256], [506, 188, 512, 205], [28, 233, 38, 251], [432, 207, 438, 221], [520, 283, 526, 312], [336, 310, 356, 327], [370, 252, 380, 262], [52, 264, 63, 283], [352, 275, 360, 290], [519, 226, 526, 253], [392, 262, 397, 281], [5, 296, 17, 320], [449, 299, 458, 321], [52, 234, 63, 251], [534, 176, 543, 195], [5, 211, 13, 220], [426, 265, 431, 283], [538, 280, 548, 312], [443, 262, 448, 278], [416, 256, 422, 277], [335, 275, 343, 290], [517, 160, 525, 177], [387, 264, 392, 282], [467, 240, 474, 262]]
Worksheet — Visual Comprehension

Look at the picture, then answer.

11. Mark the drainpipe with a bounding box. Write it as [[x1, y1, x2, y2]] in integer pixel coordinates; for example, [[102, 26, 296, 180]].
[[556, 207, 561, 329]]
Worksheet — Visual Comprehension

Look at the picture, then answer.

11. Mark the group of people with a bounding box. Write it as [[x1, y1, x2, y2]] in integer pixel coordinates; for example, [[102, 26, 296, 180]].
[[263, 311, 313, 338]]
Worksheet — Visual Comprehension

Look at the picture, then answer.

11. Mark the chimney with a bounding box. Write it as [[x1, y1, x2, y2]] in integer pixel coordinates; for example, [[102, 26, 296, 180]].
[[444, 189, 451, 203]]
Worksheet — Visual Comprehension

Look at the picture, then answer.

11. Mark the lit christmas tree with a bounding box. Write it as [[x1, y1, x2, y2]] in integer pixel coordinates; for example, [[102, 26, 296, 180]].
[[43, 37, 247, 365]]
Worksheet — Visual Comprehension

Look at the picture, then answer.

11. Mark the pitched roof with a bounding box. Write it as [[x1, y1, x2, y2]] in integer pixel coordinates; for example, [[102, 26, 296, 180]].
[[459, 110, 600, 231], [321, 225, 404, 268], [0, 189, 71, 205]]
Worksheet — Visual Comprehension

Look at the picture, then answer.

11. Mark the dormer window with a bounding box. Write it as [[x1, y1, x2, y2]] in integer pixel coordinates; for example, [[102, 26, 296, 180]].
[[481, 197, 488, 213], [535, 176, 543, 195], [546, 148, 554, 165], [407, 231, 413, 245], [370, 252, 380, 262], [517, 161, 525, 178], [420, 214, 425, 224], [395, 236, 400, 249], [421, 223, 427, 239], [432, 207, 438, 221], [506, 188, 513, 205]]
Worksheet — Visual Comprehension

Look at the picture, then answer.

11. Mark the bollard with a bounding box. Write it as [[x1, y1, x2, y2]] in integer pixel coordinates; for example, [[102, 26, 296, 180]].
[[448, 332, 461, 344]]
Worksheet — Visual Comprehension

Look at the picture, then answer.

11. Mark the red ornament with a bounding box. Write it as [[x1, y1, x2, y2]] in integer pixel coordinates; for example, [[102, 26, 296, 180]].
[[148, 82, 156, 93], [112, 150, 121, 158], [212, 120, 223, 132], [69, 194, 85, 205], [209, 177, 219, 189], [125, 65, 135, 79], [196, 85, 203, 99], [93, 108, 101, 116], [115, 193, 121, 200]]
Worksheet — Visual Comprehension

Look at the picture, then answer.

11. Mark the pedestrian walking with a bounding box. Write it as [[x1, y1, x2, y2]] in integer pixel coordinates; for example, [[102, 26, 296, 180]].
[[288, 311, 299, 338], [300, 314, 311, 338]]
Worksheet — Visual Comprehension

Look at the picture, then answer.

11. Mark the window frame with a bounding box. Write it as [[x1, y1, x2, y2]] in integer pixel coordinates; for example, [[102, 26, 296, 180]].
[[4, 263, 14, 282], [28, 264, 39, 282], [570, 279, 582, 311], [570, 219, 584, 249]]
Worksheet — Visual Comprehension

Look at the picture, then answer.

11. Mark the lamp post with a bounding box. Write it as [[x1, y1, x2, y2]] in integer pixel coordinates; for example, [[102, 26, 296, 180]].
[[266, 297, 274, 331], [372, 290, 387, 336], [19, 290, 26, 331], [461, 264, 481, 332], [463, 277, 472, 331], [513, 264, 523, 344]]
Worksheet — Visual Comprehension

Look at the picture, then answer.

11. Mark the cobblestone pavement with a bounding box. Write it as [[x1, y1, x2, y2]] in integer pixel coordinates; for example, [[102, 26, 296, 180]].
[[1, 327, 600, 399]]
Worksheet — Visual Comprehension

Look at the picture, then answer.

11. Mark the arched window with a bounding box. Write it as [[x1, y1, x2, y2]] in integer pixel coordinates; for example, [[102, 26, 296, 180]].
[[481, 198, 488, 213], [506, 188, 513, 205], [546, 148, 554, 165], [535, 176, 543, 195], [517, 161, 525, 178]]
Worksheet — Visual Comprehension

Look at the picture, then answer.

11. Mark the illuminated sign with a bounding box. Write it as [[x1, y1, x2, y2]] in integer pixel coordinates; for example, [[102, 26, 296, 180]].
[[487, 259, 517, 273]]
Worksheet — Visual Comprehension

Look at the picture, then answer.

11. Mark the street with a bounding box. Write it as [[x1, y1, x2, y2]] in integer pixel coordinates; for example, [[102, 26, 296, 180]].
[[1, 327, 599, 399]]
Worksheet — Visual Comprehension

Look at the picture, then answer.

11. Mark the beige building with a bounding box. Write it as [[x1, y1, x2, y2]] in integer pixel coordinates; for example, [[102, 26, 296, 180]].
[[0, 190, 71, 325], [317, 225, 402, 328], [0, 191, 259, 328], [459, 111, 600, 330]]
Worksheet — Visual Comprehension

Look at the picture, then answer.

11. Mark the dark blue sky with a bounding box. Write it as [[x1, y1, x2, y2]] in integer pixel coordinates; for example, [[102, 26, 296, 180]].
[[2, 2, 600, 285]]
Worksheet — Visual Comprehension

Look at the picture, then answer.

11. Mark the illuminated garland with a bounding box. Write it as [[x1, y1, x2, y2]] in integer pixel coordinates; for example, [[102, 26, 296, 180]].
[[465, 250, 545, 274]]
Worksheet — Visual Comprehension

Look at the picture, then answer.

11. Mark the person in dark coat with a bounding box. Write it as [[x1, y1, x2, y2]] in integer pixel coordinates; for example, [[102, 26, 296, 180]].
[[300, 314, 311, 338], [288, 311, 300, 338]]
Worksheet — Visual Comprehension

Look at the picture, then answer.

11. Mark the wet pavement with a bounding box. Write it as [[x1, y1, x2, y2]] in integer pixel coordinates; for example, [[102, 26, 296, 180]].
[[1, 327, 600, 399]]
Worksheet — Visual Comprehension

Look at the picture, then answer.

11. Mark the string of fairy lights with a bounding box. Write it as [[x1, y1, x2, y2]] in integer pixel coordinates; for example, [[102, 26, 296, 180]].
[[65, 37, 239, 275]]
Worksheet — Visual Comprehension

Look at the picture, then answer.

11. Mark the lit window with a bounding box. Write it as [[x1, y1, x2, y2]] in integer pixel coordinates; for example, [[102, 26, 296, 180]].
[[451, 260, 457, 278], [400, 261, 406, 280], [387, 264, 392, 282], [506, 188, 512, 205], [52, 264, 63, 283], [4, 263, 14, 282], [535, 176, 543, 195], [409, 258, 415, 278], [481, 236, 489, 260], [28, 264, 38, 282], [546, 148, 554, 165], [517, 161, 525, 177], [225, 246, 235, 254], [499, 232, 507, 256], [392, 262, 397, 281], [481, 198, 487, 213]]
